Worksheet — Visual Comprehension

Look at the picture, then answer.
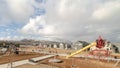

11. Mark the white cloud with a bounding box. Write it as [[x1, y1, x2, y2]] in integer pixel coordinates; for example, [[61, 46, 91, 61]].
[[0, 0, 44, 24], [0, 36, 12, 40], [0, 0, 118, 42], [92, 1, 120, 20], [20, 16, 55, 36], [5, 0, 34, 21], [19, 0, 120, 42], [0, 36, 26, 41]]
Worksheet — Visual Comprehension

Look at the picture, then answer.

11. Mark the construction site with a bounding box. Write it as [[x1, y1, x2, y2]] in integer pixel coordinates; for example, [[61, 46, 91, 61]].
[[0, 0, 120, 67], [0, 36, 120, 68]]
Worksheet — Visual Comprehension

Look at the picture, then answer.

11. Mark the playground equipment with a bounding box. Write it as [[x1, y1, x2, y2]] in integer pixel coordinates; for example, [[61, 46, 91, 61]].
[[66, 36, 113, 59], [66, 42, 96, 58]]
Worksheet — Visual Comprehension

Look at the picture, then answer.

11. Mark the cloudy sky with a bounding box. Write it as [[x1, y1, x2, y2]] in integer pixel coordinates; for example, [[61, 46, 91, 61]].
[[0, 0, 120, 42]]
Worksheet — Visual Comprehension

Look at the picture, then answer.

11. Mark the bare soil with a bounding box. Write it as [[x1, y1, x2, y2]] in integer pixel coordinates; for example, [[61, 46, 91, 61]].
[[0, 52, 45, 64], [0, 48, 120, 68], [40, 56, 120, 68]]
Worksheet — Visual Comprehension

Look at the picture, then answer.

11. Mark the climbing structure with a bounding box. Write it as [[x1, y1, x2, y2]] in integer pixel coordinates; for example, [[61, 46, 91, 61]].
[[66, 36, 112, 58], [66, 42, 96, 58]]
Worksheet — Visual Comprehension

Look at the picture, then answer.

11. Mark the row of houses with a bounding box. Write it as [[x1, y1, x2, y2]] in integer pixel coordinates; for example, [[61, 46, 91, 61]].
[[18, 40, 72, 50], [1, 40, 119, 53], [72, 41, 89, 50], [38, 43, 72, 49]]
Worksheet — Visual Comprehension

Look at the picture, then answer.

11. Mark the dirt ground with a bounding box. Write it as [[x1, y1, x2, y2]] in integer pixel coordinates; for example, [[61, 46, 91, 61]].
[[14, 64, 58, 68], [0, 52, 45, 64], [13, 56, 120, 68], [0, 48, 120, 68], [40, 56, 120, 68]]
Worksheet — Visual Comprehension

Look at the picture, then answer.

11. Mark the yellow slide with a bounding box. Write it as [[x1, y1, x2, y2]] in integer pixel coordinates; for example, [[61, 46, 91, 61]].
[[66, 42, 96, 59]]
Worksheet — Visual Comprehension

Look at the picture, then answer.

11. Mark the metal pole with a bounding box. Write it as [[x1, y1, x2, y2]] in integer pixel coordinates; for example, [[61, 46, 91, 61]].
[[10, 45, 13, 68]]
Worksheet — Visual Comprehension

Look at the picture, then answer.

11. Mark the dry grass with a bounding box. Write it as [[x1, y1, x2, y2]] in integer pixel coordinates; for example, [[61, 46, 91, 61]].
[[40, 56, 120, 68], [0, 52, 45, 64]]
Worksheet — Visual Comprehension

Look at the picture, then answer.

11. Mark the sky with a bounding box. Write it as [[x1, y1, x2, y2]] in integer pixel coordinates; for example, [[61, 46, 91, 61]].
[[0, 0, 120, 42]]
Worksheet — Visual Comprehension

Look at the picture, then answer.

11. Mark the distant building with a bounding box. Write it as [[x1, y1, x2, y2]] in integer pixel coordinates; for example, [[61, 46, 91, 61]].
[[38, 42, 71, 49], [112, 43, 120, 53], [59, 43, 65, 49], [53, 44, 57, 48], [72, 41, 89, 50]]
